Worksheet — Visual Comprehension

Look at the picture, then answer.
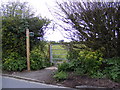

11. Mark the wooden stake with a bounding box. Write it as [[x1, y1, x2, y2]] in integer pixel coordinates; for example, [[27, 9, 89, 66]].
[[49, 44, 52, 63], [26, 29, 30, 71]]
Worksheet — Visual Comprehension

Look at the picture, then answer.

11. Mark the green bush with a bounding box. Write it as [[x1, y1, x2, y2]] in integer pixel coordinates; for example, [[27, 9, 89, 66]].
[[74, 68, 86, 76], [67, 44, 90, 61], [103, 57, 120, 82], [30, 46, 50, 70], [57, 61, 71, 72], [3, 52, 26, 71], [67, 49, 80, 61], [53, 71, 68, 81], [3, 44, 51, 71], [30, 47, 45, 70], [67, 50, 103, 76], [57, 50, 103, 76], [91, 70, 106, 78], [76, 50, 103, 75], [56, 47, 120, 82]]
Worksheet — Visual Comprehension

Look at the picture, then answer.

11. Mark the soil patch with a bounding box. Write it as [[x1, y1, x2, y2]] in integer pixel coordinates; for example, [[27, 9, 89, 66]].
[[50, 72, 120, 89]]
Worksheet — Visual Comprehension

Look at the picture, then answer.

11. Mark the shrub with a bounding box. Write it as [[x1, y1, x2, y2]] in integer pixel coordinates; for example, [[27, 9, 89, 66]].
[[67, 50, 103, 76], [67, 43, 90, 61], [76, 50, 103, 75], [57, 61, 70, 72], [53, 71, 68, 81], [3, 52, 26, 71], [74, 68, 86, 75], [30, 47, 45, 70], [56, 48, 120, 82], [103, 57, 120, 82], [91, 70, 106, 78], [67, 49, 80, 61], [30, 46, 51, 70], [57, 50, 103, 76], [83, 57, 120, 82]]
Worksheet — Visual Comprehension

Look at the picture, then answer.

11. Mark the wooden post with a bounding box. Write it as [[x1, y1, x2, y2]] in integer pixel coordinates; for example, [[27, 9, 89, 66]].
[[48, 44, 50, 63], [49, 44, 52, 63], [26, 29, 30, 71]]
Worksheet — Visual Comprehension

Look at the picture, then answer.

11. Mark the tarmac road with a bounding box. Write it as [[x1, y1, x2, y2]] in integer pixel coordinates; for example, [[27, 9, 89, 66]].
[[2, 76, 69, 89]]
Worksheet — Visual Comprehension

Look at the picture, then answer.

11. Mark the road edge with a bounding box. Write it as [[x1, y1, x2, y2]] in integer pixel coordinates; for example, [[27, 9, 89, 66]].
[[2, 74, 75, 89]]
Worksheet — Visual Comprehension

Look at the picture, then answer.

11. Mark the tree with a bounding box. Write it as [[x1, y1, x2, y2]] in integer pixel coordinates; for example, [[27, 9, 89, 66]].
[[2, 1, 33, 18], [55, 0, 120, 58], [2, 1, 50, 58], [59, 40, 64, 43]]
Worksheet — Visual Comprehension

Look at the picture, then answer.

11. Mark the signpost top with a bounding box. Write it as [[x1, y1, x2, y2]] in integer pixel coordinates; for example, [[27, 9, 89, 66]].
[[29, 32, 34, 37]]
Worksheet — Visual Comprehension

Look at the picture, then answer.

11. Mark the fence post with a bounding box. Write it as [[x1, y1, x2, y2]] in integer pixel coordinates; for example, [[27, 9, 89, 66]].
[[49, 44, 52, 63], [48, 43, 50, 63]]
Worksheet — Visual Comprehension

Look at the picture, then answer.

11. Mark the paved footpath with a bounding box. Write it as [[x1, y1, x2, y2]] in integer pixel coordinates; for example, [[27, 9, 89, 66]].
[[3, 66, 57, 84]]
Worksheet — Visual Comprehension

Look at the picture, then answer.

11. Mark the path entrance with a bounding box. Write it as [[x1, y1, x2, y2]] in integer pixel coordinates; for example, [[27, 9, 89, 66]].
[[49, 44, 68, 64]]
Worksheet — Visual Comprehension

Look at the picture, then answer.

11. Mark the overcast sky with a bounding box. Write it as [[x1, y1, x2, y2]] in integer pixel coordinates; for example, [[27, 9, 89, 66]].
[[1, 0, 70, 42]]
